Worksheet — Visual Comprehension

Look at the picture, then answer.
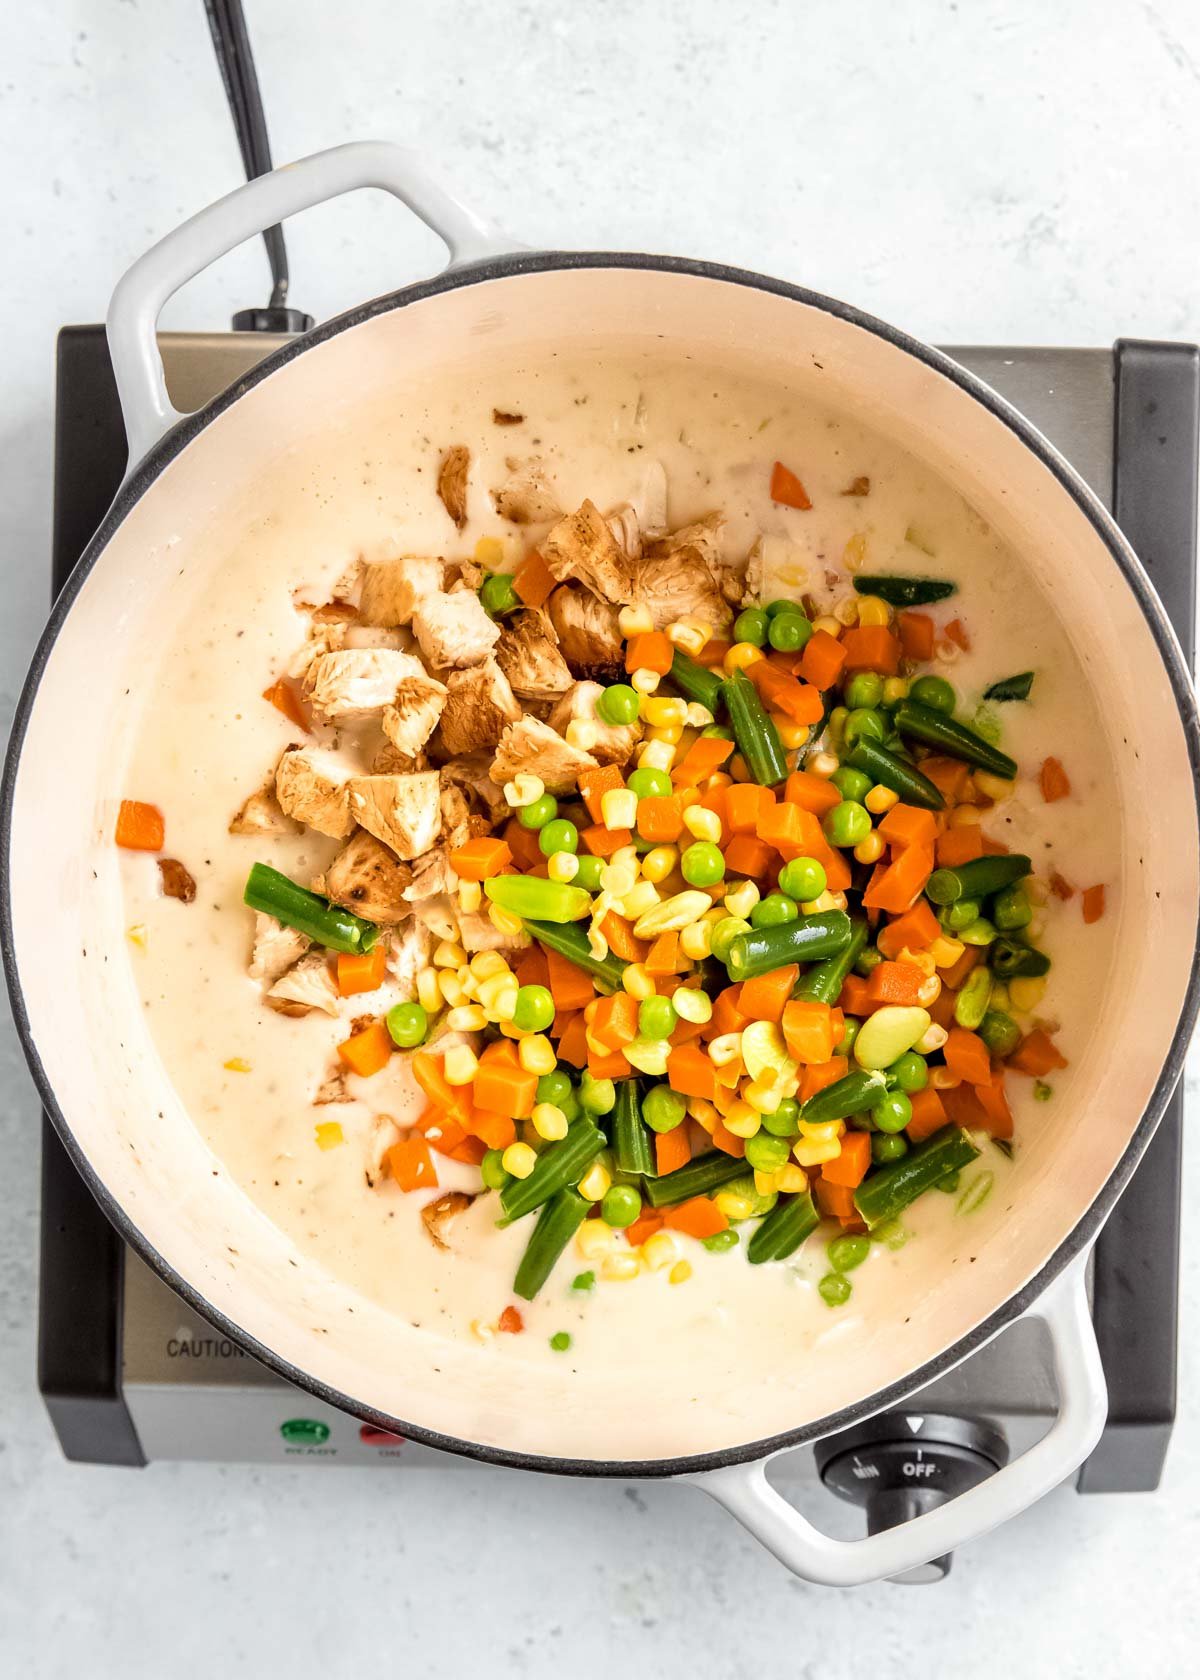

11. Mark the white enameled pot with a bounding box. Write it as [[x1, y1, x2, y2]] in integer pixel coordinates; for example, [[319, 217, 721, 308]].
[[5, 143, 1199, 1586]]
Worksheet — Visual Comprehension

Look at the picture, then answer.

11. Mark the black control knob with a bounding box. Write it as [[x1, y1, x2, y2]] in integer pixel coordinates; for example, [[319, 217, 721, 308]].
[[814, 1412, 1009, 1583]]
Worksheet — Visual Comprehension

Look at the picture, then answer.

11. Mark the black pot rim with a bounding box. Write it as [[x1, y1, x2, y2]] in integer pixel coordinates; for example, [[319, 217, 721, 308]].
[[4, 250, 1199, 1480]]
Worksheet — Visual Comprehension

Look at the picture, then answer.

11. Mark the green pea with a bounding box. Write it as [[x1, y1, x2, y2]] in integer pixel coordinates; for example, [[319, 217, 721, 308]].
[[549, 1331, 572, 1352], [779, 855, 828, 901], [513, 985, 555, 1033], [992, 885, 1032, 931], [480, 1148, 510, 1191], [761, 1097, 801, 1137], [824, 800, 872, 848], [734, 608, 768, 646], [836, 1017, 861, 1054], [558, 1088, 582, 1125], [518, 793, 557, 830], [1034, 1081, 1053, 1102], [479, 573, 520, 618], [888, 1050, 928, 1093], [744, 1132, 791, 1173], [579, 1072, 617, 1114], [385, 1000, 428, 1049], [844, 671, 884, 710], [536, 1069, 574, 1107], [711, 916, 752, 962], [627, 766, 672, 800], [827, 1233, 870, 1273], [642, 1084, 687, 1133], [702, 1228, 740, 1253], [702, 724, 735, 741], [538, 818, 578, 857], [830, 766, 872, 802], [682, 841, 726, 888], [979, 1009, 1022, 1059], [818, 1272, 853, 1307], [910, 674, 956, 713], [872, 1132, 909, 1164], [750, 891, 798, 928], [766, 598, 805, 618], [601, 1184, 642, 1228], [768, 612, 812, 653], [571, 1270, 596, 1291], [638, 996, 677, 1041], [843, 707, 887, 748], [872, 1090, 913, 1133], [596, 683, 641, 726], [854, 945, 884, 977], [574, 854, 604, 891], [942, 898, 982, 932]]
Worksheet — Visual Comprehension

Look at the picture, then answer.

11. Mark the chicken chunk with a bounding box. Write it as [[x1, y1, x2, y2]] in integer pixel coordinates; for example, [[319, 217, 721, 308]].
[[381, 673, 448, 758], [606, 503, 642, 562], [440, 754, 510, 824], [436, 657, 522, 757], [403, 844, 459, 903], [346, 771, 442, 861], [411, 589, 501, 670], [437, 446, 470, 531], [389, 917, 434, 996], [267, 952, 341, 1018], [274, 746, 355, 838], [546, 585, 625, 680], [229, 781, 302, 837], [249, 913, 311, 984], [547, 681, 639, 768], [495, 610, 574, 702], [456, 910, 531, 955], [541, 499, 638, 605], [489, 457, 562, 525], [638, 514, 732, 631], [357, 556, 444, 628], [303, 648, 426, 722], [490, 715, 599, 792], [315, 830, 414, 924]]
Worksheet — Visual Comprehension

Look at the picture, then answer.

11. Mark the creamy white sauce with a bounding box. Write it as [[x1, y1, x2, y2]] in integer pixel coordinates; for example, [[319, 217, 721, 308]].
[[118, 351, 1119, 1377]]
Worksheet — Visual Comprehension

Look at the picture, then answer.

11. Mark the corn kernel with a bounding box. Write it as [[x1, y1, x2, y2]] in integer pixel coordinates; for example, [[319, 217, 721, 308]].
[[897, 946, 936, 976], [446, 1004, 486, 1033], [488, 904, 525, 937], [599, 863, 636, 899], [723, 1100, 762, 1139], [434, 940, 466, 969], [438, 971, 468, 1008], [843, 531, 868, 573], [531, 1102, 569, 1141], [547, 850, 580, 883], [935, 638, 962, 665], [917, 1023, 949, 1054], [502, 1142, 538, 1179], [612, 844, 639, 872], [485, 981, 519, 1022], [741, 1079, 781, 1115], [641, 1230, 682, 1272], [622, 962, 657, 1001], [777, 1163, 808, 1194], [504, 772, 544, 809], [856, 595, 892, 627], [1008, 976, 1048, 1013], [518, 1034, 557, 1075], [631, 667, 661, 694], [672, 986, 712, 1025], [458, 969, 481, 999], [576, 1219, 617, 1259], [620, 880, 661, 919], [638, 738, 676, 772], [416, 967, 442, 1014], [723, 879, 760, 920], [457, 879, 483, 913], [602, 1251, 642, 1282], [633, 889, 712, 937], [801, 889, 840, 914], [809, 751, 840, 779], [682, 804, 722, 843], [470, 950, 508, 980], [974, 770, 1015, 802], [930, 1067, 961, 1091], [853, 831, 885, 865], [618, 603, 654, 637], [667, 618, 711, 656], [624, 1037, 671, 1076], [812, 615, 842, 638], [643, 695, 687, 729], [864, 784, 900, 814], [641, 845, 678, 884], [223, 1057, 250, 1073], [127, 924, 148, 948], [565, 718, 599, 752], [916, 975, 942, 1007], [930, 935, 965, 969], [578, 1161, 612, 1203], [708, 1031, 743, 1067], [948, 805, 982, 828], [793, 1134, 843, 1166], [470, 1318, 495, 1343], [474, 536, 505, 567], [646, 722, 683, 746], [677, 784, 702, 810], [680, 919, 713, 960], [586, 924, 610, 962], [684, 702, 715, 728], [669, 1260, 694, 1285], [714, 1189, 757, 1221], [601, 787, 638, 830], [753, 1169, 780, 1197], [441, 1043, 479, 1086], [688, 1098, 720, 1131], [723, 642, 765, 674], [774, 717, 811, 750], [834, 595, 860, 626]]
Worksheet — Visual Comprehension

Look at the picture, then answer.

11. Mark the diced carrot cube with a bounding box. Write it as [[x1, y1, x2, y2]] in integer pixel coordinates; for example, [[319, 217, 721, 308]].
[[944, 1027, 992, 1087], [936, 826, 984, 867], [655, 1127, 692, 1177], [876, 900, 940, 957], [386, 1135, 437, 1191], [512, 551, 556, 609], [625, 631, 673, 675], [449, 835, 513, 880], [866, 961, 926, 1007], [555, 1012, 589, 1067], [739, 965, 799, 1023], [337, 1020, 393, 1079], [840, 626, 901, 676], [115, 800, 164, 851], [1010, 1029, 1068, 1077], [906, 1086, 948, 1142], [798, 629, 847, 690], [862, 845, 934, 914], [663, 1195, 728, 1238], [1082, 884, 1106, 924], [723, 834, 775, 878], [705, 985, 750, 1039], [800, 1056, 848, 1102], [726, 784, 775, 834], [769, 460, 813, 510], [580, 823, 633, 857], [784, 771, 842, 815], [897, 611, 934, 662], [1039, 757, 1071, 803], [636, 794, 685, 843], [578, 764, 625, 825], [878, 804, 938, 851], [821, 1131, 871, 1189], [781, 999, 834, 1065], [667, 1043, 717, 1101]]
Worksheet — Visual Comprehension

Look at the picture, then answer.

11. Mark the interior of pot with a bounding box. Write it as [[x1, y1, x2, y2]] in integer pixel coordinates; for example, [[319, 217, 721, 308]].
[[8, 264, 1198, 1465]]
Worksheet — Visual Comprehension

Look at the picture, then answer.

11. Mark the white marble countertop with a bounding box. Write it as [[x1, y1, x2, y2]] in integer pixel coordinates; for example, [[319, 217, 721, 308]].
[[3, 1, 1199, 1673]]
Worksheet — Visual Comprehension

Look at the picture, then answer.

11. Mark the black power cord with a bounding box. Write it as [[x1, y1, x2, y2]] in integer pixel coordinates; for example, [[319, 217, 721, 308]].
[[203, 0, 314, 332]]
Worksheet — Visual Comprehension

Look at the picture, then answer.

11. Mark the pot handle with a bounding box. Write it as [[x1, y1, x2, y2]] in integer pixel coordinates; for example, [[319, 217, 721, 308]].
[[685, 1251, 1106, 1587], [106, 140, 517, 467]]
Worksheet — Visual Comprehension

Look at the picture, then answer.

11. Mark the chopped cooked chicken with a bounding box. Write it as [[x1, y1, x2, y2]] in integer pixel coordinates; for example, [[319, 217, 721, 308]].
[[492, 408, 524, 426], [495, 610, 574, 702], [440, 754, 510, 823], [436, 657, 522, 756], [342, 625, 408, 651], [457, 909, 530, 954], [542, 500, 638, 605], [437, 446, 470, 531], [421, 1190, 478, 1250], [632, 458, 668, 538], [346, 771, 442, 861], [387, 918, 432, 996], [249, 913, 311, 984], [315, 830, 414, 924], [403, 844, 459, 903], [371, 742, 427, 775], [489, 457, 562, 525], [411, 892, 459, 942], [546, 585, 625, 679], [303, 648, 425, 722], [638, 514, 732, 630], [411, 589, 501, 670], [314, 1068, 353, 1105], [267, 952, 341, 1018], [230, 782, 302, 837], [157, 858, 196, 903], [547, 681, 639, 768], [606, 503, 642, 561], [381, 674, 448, 758], [437, 780, 474, 851], [275, 746, 355, 839], [490, 715, 599, 792], [357, 556, 444, 627], [286, 621, 347, 682], [366, 1113, 403, 1189]]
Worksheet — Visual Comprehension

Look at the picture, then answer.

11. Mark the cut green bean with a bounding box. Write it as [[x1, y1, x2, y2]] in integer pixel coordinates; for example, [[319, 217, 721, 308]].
[[983, 672, 1034, 702], [893, 698, 1017, 779], [725, 910, 853, 982], [925, 853, 1032, 905], [747, 1190, 820, 1263], [498, 1123, 605, 1226], [721, 669, 789, 787], [513, 1189, 589, 1300], [802, 1069, 888, 1125], [612, 1080, 655, 1177], [670, 649, 724, 712], [852, 575, 956, 607], [792, 918, 869, 1004], [643, 1151, 747, 1208], [524, 919, 627, 994], [848, 739, 945, 811], [853, 1125, 981, 1228], [485, 876, 592, 922], [243, 862, 379, 956]]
